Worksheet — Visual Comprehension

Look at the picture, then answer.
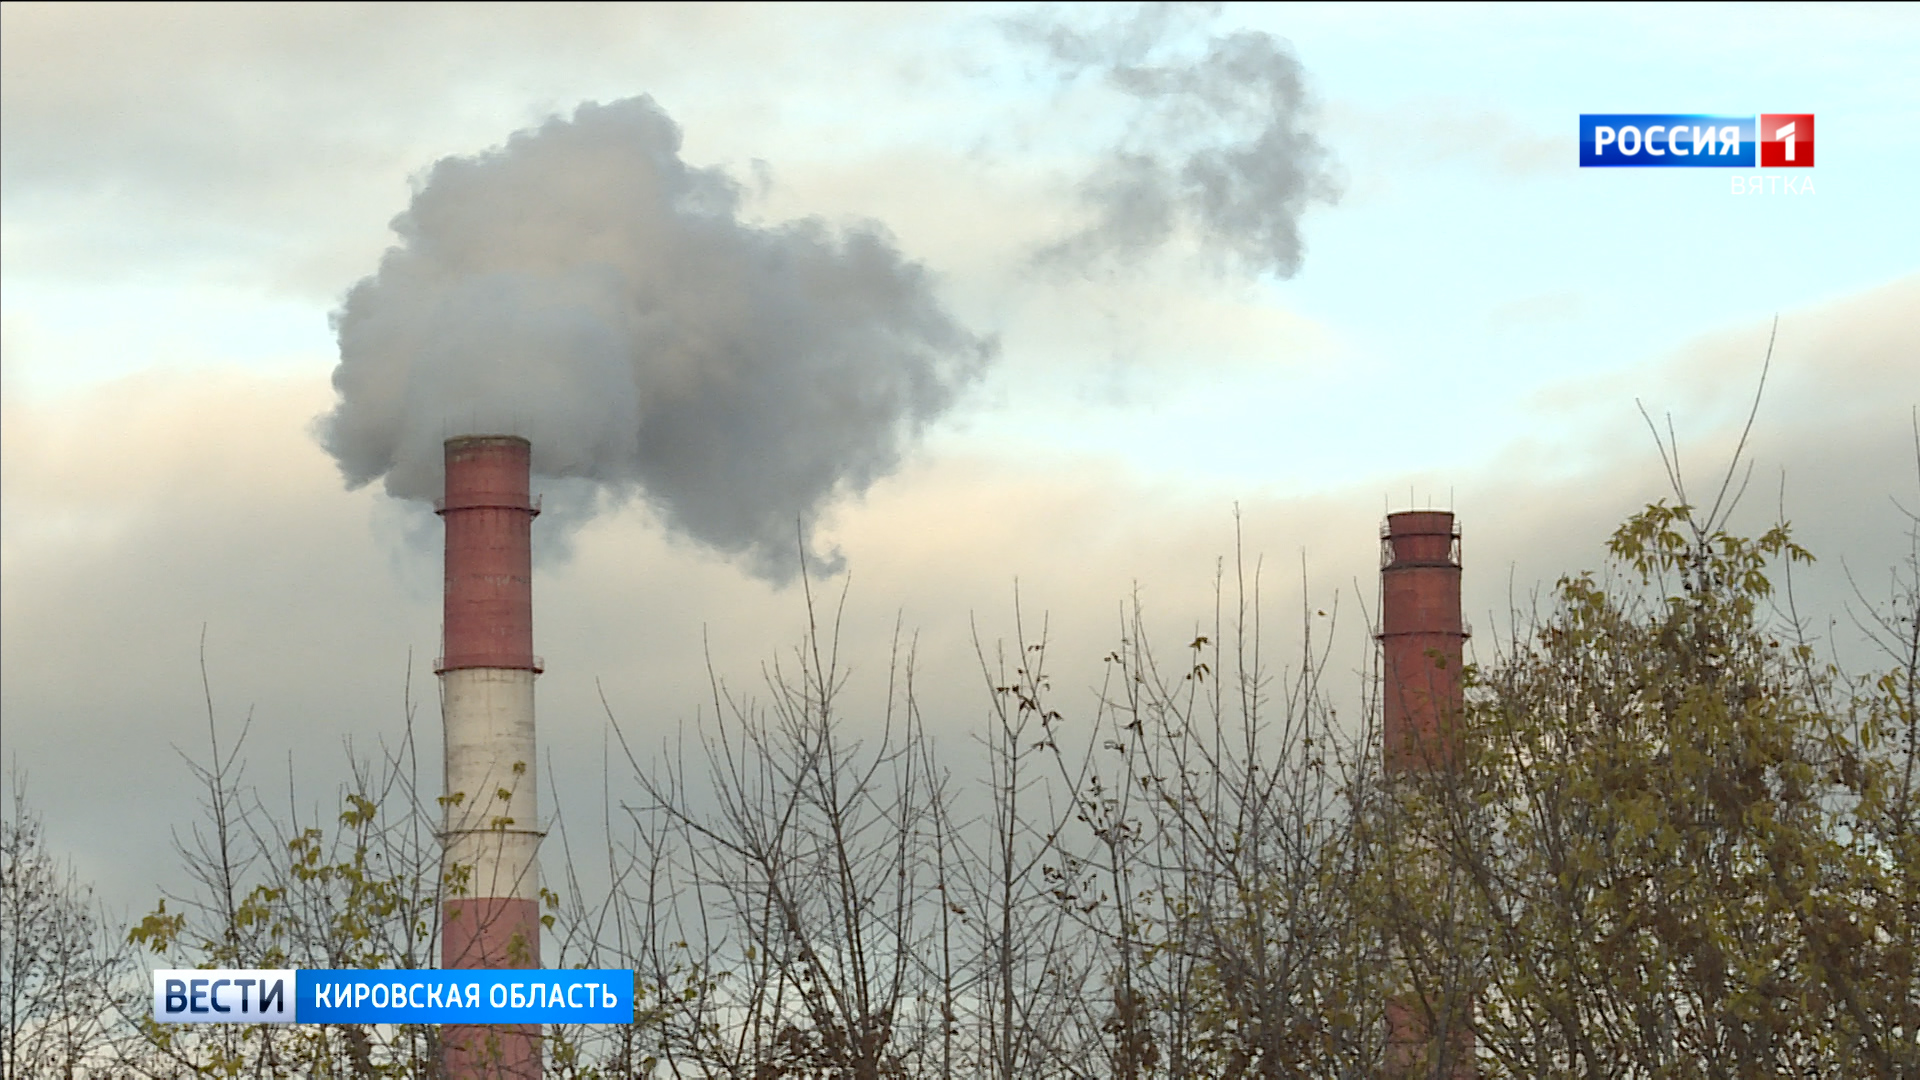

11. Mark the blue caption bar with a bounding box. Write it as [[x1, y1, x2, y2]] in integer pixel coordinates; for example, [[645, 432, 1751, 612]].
[[156, 969, 635, 1024], [298, 970, 633, 1024], [1579, 114, 1754, 167]]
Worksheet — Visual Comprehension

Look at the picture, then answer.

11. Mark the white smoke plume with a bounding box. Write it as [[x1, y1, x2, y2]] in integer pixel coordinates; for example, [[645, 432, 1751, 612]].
[[1014, 4, 1340, 277], [319, 97, 996, 582]]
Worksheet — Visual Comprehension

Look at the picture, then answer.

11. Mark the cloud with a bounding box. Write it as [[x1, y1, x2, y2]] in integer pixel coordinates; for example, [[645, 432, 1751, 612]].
[[1347, 103, 1563, 179], [0, 4, 935, 294]]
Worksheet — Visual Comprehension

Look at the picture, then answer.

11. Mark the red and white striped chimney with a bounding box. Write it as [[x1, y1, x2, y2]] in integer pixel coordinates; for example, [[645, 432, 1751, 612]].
[[437, 435, 544, 1079]]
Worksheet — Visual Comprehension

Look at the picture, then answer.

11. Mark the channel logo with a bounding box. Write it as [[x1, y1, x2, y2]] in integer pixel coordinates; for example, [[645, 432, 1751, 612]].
[[153, 969, 635, 1024], [1758, 113, 1814, 167], [1580, 114, 1813, 168], [153, 970, 296, 1024]]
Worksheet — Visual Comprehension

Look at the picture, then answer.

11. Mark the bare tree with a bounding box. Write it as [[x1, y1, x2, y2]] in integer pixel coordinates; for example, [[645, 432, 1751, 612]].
[[123, 644, 451, 1078], [594, 574, 946, 1079], [1040, 525, 1391, 1079], [2, 777, 144, 1079]]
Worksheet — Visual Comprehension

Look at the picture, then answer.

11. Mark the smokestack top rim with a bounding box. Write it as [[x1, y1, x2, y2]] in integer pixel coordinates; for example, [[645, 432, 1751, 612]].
[[444, 433, 532, 452], [1381, 509, 1461, 571], [1382, 509, 1458, 538]]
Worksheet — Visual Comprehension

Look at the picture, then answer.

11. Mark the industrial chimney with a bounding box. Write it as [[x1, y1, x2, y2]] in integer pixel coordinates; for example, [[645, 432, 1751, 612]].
[[438, 435, 544, 1079], [1379, 510, 1465, 773], [1378, 509, 1474, 1078]]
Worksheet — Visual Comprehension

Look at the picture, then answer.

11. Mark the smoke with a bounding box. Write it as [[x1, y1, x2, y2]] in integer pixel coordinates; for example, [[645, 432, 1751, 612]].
[[1013, 4, 1340, 277], [319, 97, 995, 582]]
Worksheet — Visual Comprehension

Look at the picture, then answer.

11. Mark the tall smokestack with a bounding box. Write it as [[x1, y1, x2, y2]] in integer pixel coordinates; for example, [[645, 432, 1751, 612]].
[[1379, 510, 1465, 774], [438, 435, 543, 1079], [1379, 509, 1474, 1079]]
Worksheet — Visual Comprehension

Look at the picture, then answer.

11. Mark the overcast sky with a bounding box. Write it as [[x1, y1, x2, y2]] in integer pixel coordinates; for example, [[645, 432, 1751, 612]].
[[4, 2, 1917, 920]]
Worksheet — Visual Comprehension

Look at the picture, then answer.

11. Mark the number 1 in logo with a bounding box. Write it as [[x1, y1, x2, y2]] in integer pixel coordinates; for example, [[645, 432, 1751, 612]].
[[1760, 114, 1814, 168]]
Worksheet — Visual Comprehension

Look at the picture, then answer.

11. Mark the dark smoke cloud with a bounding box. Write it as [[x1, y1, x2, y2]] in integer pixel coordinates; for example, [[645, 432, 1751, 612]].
[[1013, 4, 1340, 277], [320, 97, 995, 582]]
